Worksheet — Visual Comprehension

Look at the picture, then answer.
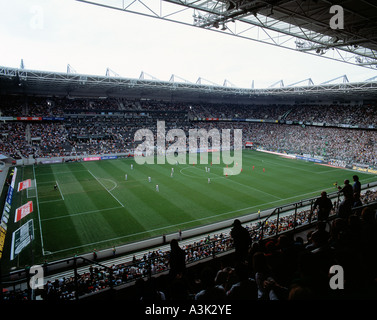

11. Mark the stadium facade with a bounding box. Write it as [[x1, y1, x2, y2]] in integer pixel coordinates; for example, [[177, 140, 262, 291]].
[[1, 65, 377, 105]]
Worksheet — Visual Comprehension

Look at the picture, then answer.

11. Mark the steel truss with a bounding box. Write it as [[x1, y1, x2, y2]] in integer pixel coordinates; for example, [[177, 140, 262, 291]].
[[76, 0, 377, 70], [1, 66, 377, 100]]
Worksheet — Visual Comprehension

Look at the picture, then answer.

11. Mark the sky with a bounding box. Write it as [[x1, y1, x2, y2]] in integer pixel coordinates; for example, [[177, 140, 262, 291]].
[[0, 0, 376, 89]]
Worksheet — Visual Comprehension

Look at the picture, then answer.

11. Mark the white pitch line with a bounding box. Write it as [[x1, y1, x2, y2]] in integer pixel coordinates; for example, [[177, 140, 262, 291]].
[[35, 169, 88, 176], [41, 206, 124, 222], [33, 164, 46, 256], [44, 184, 339, 255], [87, 170, 125, 207], [183, 165, 282, 200], [101, 178, 118, 192], [55, 180, 64, 201], [39, 199, 64, 204]]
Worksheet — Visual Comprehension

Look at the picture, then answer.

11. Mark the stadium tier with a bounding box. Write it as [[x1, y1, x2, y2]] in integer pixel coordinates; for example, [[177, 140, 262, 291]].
[[0, 83, 377, 303], [3, 0, 377, 310], [1, 95, 376, 165]]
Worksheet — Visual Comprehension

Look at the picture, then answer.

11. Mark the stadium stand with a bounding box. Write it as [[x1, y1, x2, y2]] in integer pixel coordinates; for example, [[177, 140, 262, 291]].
[[1, 94, 377, 302], [1, 96, 376, 165], [2, 188, 376, 301]]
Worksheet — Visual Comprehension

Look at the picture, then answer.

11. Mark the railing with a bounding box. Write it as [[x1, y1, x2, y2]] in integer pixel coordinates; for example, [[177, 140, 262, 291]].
[[22, 256, 115, 301], [1, 186, 376, 300], [259, 188, 343, 240]]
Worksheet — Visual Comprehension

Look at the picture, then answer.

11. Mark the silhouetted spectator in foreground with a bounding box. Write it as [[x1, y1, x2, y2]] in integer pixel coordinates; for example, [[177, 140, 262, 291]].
[[352, 175, 361, 197], [195, 267, 227, 300], [337, 193, 354, 221], [311, 191, 333, 222], [168, 239, 186, 280], [338, 179, 353, 200], [230, 219, 252, 263], [226, 262, 258, 300]]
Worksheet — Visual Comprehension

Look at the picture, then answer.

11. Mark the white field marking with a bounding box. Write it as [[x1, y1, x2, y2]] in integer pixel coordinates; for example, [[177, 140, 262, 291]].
[[45, 185, 340, 255], [35, 169, 88, 176], [33, 164, 46, 256], [87, 170, 125, 207], [270, 155, 377, 177], [100, 178, 118, 192], [259, 157, 366, 176], [123, 177, 158, 183], [359, 176, 377, 184], [39, 199, 64, 204], [248, 153, 330, 174], [180, 165, 282, 200], [179, 166, 223, 180], [26, 180, 36, 199], [41, 206, 124, 222], [316, 169, 343, 174], [55, 180, 65, 200], [258, 158, 319, 174]]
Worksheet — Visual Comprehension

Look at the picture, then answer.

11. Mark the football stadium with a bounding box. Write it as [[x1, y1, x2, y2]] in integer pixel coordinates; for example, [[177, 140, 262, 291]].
[[1, 0, 377, 309]]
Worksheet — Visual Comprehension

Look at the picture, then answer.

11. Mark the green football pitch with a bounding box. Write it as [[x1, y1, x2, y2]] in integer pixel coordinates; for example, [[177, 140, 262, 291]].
[[4, 150, 377, 267]]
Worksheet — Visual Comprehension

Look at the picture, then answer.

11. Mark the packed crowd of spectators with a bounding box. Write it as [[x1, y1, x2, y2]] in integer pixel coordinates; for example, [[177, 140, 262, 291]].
[[1, 119, 376, 167], [190, 103, 291, 120], [285, 104, 376, 126], [2, 120, 376, 162], [2, 95, 376, 123], [242, 122, 377, 166], [190, 102, 377, 127], [2, 95, 376, 301], [3, 187, 376, 301], [0, 95, 26, 116], [0, 122, 34, 159]]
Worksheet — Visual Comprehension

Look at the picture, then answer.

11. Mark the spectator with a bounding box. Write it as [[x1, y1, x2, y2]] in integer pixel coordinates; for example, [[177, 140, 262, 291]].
[[359, 207, 377, 280], [352, 192, 363, 213], [337, 193, 354, 221], [288, 283, 314, 300], [195, 267, 227, 300], [310, 191, 333, 222], [168, 239, 186, 280], [352, 175, 361, 197], [226, 262, 258, 300], [168, 277, 191, 300], [139, 277, 166, 301], [252, 251, 278, 300], [230, 219, 252, 263], [314, 221, 330, 245], [338, 179, 354, 200]]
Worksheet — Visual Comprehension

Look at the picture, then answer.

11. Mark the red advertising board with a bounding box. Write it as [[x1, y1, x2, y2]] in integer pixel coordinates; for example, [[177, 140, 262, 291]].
[[14, 201, 33, 223], [18, 179, 31, 192], [16, 117, 42, 121]]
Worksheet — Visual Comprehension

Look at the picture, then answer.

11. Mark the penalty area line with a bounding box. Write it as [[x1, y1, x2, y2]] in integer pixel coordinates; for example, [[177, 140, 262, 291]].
[[87, 170, 125, 207]]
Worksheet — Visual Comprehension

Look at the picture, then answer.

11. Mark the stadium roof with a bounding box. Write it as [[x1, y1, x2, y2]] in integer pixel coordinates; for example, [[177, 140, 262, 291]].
[[77, 0, 377, 70], [1, 66, 377, 104], [3, 1, 376, 104]]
